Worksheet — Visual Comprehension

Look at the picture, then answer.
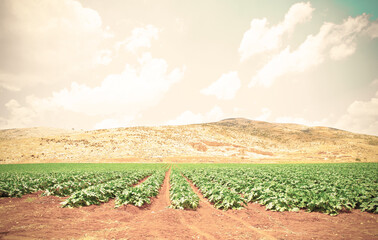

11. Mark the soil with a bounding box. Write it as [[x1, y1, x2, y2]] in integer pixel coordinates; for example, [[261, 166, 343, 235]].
[[0, 170, 377, 240]]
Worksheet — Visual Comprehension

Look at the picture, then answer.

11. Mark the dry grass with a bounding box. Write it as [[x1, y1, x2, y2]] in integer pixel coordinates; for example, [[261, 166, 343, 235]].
[[1, 118, 377, 164]]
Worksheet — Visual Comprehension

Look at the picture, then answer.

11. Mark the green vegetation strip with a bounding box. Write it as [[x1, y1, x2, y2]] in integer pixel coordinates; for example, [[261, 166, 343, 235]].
[[115, 170, 166, 207], [43, 171, 126, 197], [183, 169, 246, 210], [0, 163, 167, 198], [169, 170, 199, 210], [181, 163, 378, 215], [0, 172, 84, 197], [0, 163, 376, 215], [61, 170, 153, 207]]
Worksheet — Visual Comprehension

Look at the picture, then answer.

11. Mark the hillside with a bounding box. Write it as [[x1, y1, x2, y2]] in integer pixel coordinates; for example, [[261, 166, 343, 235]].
[[0, 118, 377, 163]]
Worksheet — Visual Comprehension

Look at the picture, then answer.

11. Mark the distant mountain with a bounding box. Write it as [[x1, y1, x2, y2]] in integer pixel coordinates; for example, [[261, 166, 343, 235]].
[[0, 118, 377, 163]]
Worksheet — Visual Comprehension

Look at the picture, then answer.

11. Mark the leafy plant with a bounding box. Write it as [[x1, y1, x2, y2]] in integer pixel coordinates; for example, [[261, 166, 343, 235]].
[[169, 170, 199, 210], [182, 163, 377, 215], [115, 170, 165, 208], [61, 170, 152, 207], [183, 169, 246, 210]]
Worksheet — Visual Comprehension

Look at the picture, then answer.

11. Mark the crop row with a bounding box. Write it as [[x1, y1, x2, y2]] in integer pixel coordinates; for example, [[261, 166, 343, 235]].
[[115, 170, 166, 207], [182, 164, 377, 215], [61, 170, 154, 207], [0, 168, 168, 209], [43, 171, 126, 197], [169, 170, 199, 210], [183, 170, 246, 210], [0, 171, 99, 197]]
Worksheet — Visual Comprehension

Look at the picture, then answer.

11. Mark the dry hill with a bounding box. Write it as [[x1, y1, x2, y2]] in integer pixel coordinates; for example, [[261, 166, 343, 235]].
[[0, 118, 377, 164]]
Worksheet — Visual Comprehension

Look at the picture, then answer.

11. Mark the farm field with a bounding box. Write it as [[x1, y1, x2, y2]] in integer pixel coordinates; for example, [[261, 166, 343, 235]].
[[0, 163, 377, 239]]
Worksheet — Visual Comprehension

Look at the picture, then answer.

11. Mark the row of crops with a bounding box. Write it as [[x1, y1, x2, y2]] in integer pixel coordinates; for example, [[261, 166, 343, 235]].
[[182, 164, 378, 215], [0, 163, 168, 208], [0, 163, 377, 215]]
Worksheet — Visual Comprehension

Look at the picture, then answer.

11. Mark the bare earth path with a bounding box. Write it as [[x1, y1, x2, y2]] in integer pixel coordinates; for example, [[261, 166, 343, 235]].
[[0, 168, 377, 239], [182, 175, 277, 240]]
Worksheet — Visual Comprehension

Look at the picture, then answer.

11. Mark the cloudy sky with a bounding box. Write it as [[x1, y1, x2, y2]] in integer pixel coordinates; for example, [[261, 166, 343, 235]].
[[0, 0, 377, 135]]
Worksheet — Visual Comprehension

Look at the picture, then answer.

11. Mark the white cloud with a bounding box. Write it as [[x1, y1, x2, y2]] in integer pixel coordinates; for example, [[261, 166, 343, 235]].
[[94, 25, 160, 67], [0, 53, 185, 129], [166, 106, 224, 126], [51, 52, 184, 116], [255, 108, 272, 121], [239, 2, 314, 62], [0, 0, 111, 89], [329, 43, 356, 60], [273, 91, 378, 135], [335, 91, 378, 135], [250, 14, 371, 87], [200, 71, 241, 100], [0, 94, 83, 129], [116, 25, 159, 54], [365, 20, 378, 39], [0, 81, 21, 92], [0, 99, 37, 129]]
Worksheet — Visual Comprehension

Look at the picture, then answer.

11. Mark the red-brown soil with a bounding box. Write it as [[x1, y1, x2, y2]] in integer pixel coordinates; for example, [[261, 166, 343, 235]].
[[0, 171, 377, 240]]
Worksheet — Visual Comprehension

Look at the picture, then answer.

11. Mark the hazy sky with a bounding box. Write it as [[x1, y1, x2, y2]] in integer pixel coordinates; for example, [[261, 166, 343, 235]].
[[0, 0, 377, 135]]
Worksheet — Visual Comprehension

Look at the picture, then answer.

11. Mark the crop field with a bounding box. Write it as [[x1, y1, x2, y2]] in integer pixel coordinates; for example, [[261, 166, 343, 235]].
[[0, 163, 377, 239]]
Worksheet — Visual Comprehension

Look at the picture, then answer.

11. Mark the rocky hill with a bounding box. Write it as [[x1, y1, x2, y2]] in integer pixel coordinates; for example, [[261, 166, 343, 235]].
[[0, 118, 377, 163]]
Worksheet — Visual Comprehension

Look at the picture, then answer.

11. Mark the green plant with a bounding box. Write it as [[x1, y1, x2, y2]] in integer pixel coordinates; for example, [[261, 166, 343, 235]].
[[169, 170, 199, 210]]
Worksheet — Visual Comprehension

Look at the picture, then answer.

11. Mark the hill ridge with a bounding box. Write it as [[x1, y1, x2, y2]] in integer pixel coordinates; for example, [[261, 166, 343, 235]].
[[0, 118, 377, 163]]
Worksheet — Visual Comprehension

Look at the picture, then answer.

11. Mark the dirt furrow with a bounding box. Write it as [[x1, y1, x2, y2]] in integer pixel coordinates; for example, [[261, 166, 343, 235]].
[[176, 210, 217, 240], [152, 167, 216, 239], [150, 166, 171, 211], [114, 167, 179, 239], [183, 174, 278, 240]]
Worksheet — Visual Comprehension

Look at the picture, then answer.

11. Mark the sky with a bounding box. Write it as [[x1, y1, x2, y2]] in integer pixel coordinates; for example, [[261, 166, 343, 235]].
[[0, 0, 377, 135]]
